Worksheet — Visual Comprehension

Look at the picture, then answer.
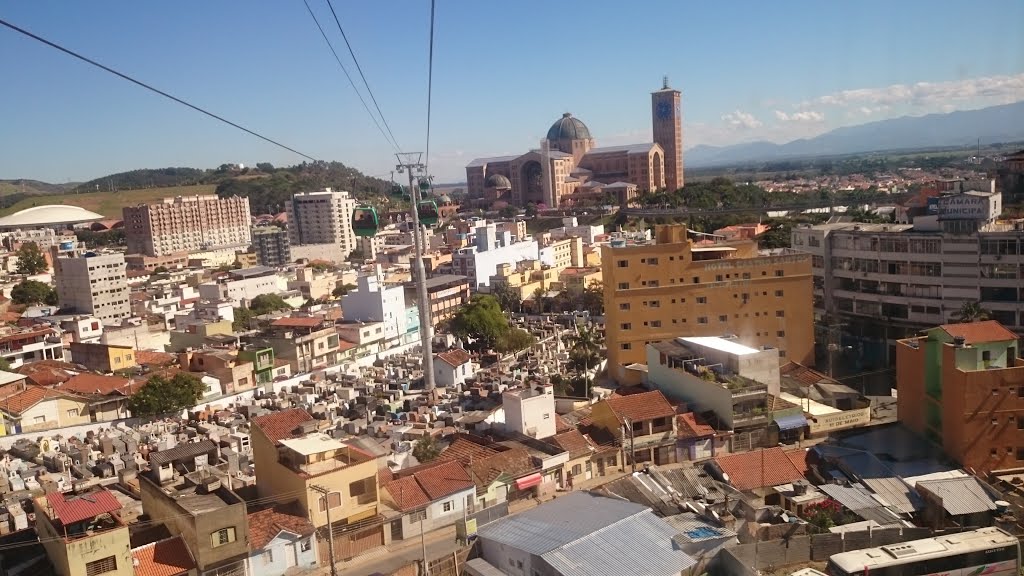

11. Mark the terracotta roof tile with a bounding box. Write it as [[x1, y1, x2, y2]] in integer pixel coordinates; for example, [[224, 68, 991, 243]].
[[467, 448, 534, 491], [384, 475, 430, 511], [58, 373, 135, 397], [676, 412, 715, 440], [0, 385, 78, 415], [131, 537, 196, 576], [251, 408, 315, 445], [786, 449, 810, 476], [18, 362, 77, 387], [437, 349, 471, 367], [713, 447, 806, 491], [408, 460, 474, 500], [554, 414, 572, 433], [780, 362, 835, 387], [603, 390, 675, 423], [938, 320, 1018, 345], [548, 430, 592, 459], [271, 316, 324, 328], [247, 504, 316, 550], [135, 350, 176, 366], [45, 489, 121, 524], [437, 437, 500, 467]]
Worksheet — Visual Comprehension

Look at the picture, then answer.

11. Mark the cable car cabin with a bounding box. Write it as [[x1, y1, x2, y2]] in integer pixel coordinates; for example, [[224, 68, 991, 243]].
[[418, 201, 439, 226], [389, 184, 405, 197], [352, 207, 380, 237]]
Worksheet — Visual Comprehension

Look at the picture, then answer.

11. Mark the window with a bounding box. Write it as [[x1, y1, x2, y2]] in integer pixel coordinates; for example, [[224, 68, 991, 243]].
[[697, 317, 708, 324], [443, 501, 453, 512], [33, 416, 45, 424], [696, 296, 707, 304], [619, 303, 630, 311], [718, 315, 727, 322], [775, 290, 784, 297], [617, 282, 629, 290], [211, 527, 237, 548], [262, 550, 274, 565], [647, 257, 659, 265], [517, 561, 524, 569], [617, 259, 629, 268], [647, 300, 660, 308], [67, 409, 79, 418], [692, 276, 700, 284], [651, 320, 662, 328], [114, 357, 121, 365], [776, 310, 785, 317], [620, 323, 632, 330], [983, 350, 992, 361], [318, 492, 342, 511], [85, 557, 117, 576], [572, 464, 582, 475], [301, 539, 312, 552], [775, 269, 784, 277], [620, 343, 632, 350], [715, 275, 723, 282], [409, 509, 426, 523], [777, 330, 786, 337]]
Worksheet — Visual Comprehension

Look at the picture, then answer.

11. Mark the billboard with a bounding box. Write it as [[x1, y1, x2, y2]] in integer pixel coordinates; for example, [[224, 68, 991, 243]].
[[936, 193, 994, 221]]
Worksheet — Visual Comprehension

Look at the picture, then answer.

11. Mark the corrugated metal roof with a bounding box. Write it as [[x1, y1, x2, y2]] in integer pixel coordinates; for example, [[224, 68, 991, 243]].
[[916, 477, 997, 516], [540, 509, 697, 576], [463, 558, 507, 576], [774, 414, 808, 431], [818, 483, 883, 510], [663, 513, 737, 542], [149, 440, 218, 466], [863, 477, 923, 514]]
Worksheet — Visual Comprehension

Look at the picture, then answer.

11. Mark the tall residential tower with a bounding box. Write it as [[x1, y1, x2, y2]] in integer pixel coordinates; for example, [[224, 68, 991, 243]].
[[286, 189, 356, 264], [123, 195, 251, 257], [652, 77, 683, 192]]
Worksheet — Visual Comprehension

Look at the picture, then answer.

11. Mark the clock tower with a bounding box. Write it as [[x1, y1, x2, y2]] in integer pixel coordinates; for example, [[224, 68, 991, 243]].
[[652, 76, 684, 192]]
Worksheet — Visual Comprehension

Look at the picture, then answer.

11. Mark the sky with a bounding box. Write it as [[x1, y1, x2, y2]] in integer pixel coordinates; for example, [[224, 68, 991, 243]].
[[2, 1, 1023, 184]]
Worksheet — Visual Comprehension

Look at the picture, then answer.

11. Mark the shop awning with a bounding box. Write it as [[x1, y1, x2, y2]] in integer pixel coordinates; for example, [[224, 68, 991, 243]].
[[774, 414, 809, 431], [515, 473, 542, 490]]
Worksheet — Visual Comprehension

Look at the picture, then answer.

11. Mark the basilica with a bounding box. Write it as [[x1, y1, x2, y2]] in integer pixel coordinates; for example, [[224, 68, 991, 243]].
[[465, 80, 684, 209]]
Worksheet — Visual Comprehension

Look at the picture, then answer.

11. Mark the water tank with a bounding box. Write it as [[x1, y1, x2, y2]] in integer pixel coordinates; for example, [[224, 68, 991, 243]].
[[59, 241, 75, 251], [995, 500, 1010, 514]]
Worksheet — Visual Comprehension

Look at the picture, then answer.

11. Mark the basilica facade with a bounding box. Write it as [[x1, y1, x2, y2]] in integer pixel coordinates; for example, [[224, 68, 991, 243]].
[[465, 80, 684, 208]]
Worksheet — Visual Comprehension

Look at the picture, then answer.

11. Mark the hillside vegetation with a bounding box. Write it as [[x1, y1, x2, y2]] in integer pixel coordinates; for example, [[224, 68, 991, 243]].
[[0, 185, 217, 218]]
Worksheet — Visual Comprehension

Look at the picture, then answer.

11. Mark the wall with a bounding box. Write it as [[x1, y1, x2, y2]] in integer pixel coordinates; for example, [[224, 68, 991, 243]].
[[503, 388, 556, 439], [248, 533, 318, 576], [646, 346, 733, 427], [34, 506, 133, 576]]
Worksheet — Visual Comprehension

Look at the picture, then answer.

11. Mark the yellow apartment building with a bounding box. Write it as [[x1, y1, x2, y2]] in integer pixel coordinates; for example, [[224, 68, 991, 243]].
[[557, 266, 602, 292], [34, 490, 132, 576], [68, 342, 136, 373], [602, 225, 814, 378], [491, 260, 561, 301]]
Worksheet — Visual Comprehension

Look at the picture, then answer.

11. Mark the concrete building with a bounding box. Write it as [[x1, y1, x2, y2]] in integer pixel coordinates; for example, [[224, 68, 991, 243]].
[[466, 81, 683, 208], [405, 274, 470, 327], [60, 316, 104, 344], [451, 223, 539, 289], [791, 192, 1024, 365], [124, 195, 251, 257], [490, 260, 560, 302], [0, 325, 66, 368], [896, 320, 1024, 474], [589, 390, 678, 466], [286, 189, 356, 264], [69, 342, 136, 373], [341, 271, 407, 343], [34, 490, 132, 576], [244, 505, 317, 576], [249, 316, 342, 373], [250, 409, 384, 556], [124, 252, 190, 272], [538, 236, 584, 270], [433, 348, 474, 389], [548, 217, 604, 244], [502, 383, 556, 439], [198, 266, 286, 306], [602, 225, 814, 378], [54, 249, 131, 324], [287, 267, 337, 301], [381, 460, 476, 540], [252, 226, 291, 268]]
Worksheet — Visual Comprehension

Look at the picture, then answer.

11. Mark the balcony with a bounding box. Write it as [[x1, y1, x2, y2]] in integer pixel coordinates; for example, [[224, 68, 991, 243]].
[[732, 411, 770, 427]]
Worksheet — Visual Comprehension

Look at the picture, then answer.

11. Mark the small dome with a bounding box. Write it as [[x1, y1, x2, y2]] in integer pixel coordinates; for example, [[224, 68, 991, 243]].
[[485, 173, 511, 189], [546, 112, 591, 142], [438, 194, 453, 205]]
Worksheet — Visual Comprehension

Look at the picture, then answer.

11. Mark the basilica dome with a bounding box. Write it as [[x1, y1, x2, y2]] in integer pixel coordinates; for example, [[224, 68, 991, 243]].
[[485, 173, 512, 189], [546, 112, 592, 142]]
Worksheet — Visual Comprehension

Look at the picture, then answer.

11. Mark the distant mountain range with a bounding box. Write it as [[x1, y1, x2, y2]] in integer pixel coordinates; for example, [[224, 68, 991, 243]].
[[686, 100, 1024, 168]]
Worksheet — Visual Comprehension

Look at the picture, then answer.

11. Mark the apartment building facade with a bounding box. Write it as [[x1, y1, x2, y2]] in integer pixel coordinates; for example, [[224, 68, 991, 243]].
[[407, 274, 470, 326], [341, 272, 408, 343], [791, 196, 1023, 364], [602, 225, 814, 377], [124, 195, 251, 257], [286, 189, 356, 263], [252, 226, 291, 268], [896, 321, 1024, 474], [54, 250, 131, 324]]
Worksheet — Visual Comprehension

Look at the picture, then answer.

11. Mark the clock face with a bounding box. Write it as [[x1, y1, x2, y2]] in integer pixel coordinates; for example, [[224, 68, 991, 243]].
[[656, 101, 672, 120]]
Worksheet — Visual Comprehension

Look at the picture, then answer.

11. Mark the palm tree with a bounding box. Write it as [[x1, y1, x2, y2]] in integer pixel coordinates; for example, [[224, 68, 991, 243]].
[[531, 286, 546, 314], [567, 322, 604, 398], [951, 301, 992, 323]]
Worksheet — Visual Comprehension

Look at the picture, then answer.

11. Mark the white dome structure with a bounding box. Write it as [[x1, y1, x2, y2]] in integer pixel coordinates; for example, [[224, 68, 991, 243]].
[[0, 205, 105, 229]]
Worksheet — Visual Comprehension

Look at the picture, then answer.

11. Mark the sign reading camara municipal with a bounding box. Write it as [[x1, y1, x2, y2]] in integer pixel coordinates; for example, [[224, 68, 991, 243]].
[[936, 193, 998, 221]]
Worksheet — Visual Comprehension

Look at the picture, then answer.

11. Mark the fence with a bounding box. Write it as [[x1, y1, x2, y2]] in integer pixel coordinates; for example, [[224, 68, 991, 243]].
[[724, 526, 935, 571], [467, 501, 509, 527]]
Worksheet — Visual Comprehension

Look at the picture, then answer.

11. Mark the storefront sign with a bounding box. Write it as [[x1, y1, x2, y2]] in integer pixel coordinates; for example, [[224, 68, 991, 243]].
[[806, 407, 871, 434]]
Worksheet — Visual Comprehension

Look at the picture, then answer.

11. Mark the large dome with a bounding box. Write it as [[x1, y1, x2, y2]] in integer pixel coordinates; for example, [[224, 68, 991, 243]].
[[546, 112, 591, 142], [0, 204, 104, 229], [485, 173, 511, 189]]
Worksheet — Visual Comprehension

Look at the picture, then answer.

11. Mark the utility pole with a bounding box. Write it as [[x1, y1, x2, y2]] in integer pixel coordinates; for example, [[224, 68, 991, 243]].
[[311, 485, 337, 576], [420, 510, 429, 576], [623, 417, 636, 473], [395, 152, 436, 394]]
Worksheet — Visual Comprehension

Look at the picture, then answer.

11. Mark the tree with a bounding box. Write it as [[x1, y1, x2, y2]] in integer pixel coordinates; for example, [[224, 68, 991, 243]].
[[450, 295, 508, 351], [151, 266, 169, 275], [495, 327, 536, 354], [524, 203, 538, 218], [332, 283, 357, 298], [580, 281, 604, 316], [256, 162, 275, 172], [11, 280, 57, 306], [412, 435, 440, 463], [499, 205, 519, 218], [248, 293, 291, 314], [491, 282, 522, 314], [15, 242, 47, 275], [951, 301, 992, 323], [567, 322, 603, 397], [127, 372, 206, 417], [0, 358, 11, 372]]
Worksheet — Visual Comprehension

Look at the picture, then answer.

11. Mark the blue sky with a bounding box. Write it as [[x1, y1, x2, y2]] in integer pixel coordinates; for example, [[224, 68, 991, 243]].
[[2, 0, 1022, 184]]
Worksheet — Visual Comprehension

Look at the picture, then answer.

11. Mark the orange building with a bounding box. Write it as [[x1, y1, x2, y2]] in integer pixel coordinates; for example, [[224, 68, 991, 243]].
[[602, 225, 814, 379], [896, 320, 1024, 474]]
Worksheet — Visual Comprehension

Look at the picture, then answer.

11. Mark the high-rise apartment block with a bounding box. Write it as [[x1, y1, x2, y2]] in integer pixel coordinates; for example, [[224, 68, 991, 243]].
[[602, 225, 814, 379], [54, 248, 131, 324], [652, 77, 684, 192], [123, 195, 251, 257], [896, 321, 1024, 474], [252, 226, 291, 267], [286, 189, 356, 263]]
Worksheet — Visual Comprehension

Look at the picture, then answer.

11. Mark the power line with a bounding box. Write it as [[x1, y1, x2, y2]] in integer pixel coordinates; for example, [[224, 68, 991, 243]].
[[0, 17, 318, 162], [324, 0, 401, 152], [302, 0, 399, 153], [424, 0, 437, 180]]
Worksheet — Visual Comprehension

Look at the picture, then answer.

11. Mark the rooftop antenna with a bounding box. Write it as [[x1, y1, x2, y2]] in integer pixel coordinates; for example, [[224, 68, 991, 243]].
[[663, 75, 669, 90]]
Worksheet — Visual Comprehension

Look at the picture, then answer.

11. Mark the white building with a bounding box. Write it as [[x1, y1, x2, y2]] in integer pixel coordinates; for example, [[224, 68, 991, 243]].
[[60, 316, 104, 344], [548, 217, 605, 244], [286, 189, 357, 264], [502, 383, 556, 439], [433, 348, 475, 389], [198, 266, 286, 306], [451, 222, 539, 288], [53, 248, 131, 324], [341, 270, 407, 343]]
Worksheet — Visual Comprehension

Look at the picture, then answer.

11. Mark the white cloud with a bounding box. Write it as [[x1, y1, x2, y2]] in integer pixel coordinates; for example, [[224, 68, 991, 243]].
[[721, 110, 762, 129], [799, 73, 1024, 110], [774, 110, 825, 123]]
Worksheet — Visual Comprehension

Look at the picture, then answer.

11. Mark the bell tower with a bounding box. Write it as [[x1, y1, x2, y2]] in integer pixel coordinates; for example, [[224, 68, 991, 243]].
[[652, 76, 684, 192]]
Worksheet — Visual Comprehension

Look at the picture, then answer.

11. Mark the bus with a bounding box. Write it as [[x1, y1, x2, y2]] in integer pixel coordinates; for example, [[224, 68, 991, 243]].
[[826, 527, 1020, 576]]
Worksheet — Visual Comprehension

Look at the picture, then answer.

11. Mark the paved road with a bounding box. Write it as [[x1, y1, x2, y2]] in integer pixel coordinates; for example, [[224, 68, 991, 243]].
[[337, 526, 462, 576]]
